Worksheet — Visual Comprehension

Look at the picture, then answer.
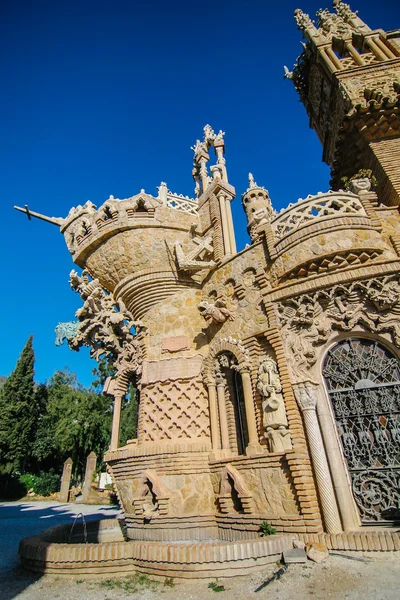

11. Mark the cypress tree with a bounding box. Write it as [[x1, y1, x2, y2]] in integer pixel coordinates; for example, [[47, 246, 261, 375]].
[[0, 335, 36, 473]]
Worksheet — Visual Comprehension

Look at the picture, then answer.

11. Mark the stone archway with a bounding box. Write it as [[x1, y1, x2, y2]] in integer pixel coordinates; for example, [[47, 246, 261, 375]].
[[203, 338, 263, 457], [322, 338, 400, 524]]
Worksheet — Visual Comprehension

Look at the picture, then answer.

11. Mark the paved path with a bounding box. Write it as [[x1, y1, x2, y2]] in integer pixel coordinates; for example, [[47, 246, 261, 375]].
[[0, 500, 120, 599]]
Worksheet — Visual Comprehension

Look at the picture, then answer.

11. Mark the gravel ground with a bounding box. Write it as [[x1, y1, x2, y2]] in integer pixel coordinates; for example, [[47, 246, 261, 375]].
[[1, 501, 400, 600]]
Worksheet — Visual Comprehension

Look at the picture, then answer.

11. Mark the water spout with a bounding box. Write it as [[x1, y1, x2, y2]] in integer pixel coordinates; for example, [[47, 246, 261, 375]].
[[68, 512, 88, 544]]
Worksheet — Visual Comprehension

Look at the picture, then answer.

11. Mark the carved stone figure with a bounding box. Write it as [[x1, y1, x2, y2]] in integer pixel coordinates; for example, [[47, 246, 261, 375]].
[[198, 294, 235, 324], [257, 357, 288, 430], [68, 269, 144, 374], [265, 426, 292, 453], [55, 321, 79, 346]]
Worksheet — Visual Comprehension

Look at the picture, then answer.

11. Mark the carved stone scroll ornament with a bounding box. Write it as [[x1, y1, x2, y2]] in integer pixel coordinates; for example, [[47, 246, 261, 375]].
[[277, 276, 400, 385], [68, 270, 145, 375]]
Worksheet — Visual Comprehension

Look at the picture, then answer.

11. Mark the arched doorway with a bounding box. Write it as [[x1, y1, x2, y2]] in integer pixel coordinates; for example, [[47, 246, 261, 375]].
[[323, 338, 400, 524]]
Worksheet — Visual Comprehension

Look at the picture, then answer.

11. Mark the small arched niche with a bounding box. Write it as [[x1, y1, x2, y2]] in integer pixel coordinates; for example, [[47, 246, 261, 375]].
[[218, 464, 253, 514], [132, 470, 170, 519]]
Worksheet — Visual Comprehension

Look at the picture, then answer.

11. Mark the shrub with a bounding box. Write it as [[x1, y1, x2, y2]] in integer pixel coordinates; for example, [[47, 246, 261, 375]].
[[19, 473, 39, 492], [33, 470, 60, 496], [259, 521, 277, 536], [0, 473, 26, 500]]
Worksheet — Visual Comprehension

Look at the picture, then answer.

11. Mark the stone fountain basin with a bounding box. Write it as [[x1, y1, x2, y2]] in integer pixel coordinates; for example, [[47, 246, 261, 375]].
[[19, 518, 293, 581]]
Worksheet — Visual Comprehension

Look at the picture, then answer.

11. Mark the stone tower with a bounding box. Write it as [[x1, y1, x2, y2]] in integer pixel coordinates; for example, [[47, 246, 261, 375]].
[[291, 1, 400, 205]]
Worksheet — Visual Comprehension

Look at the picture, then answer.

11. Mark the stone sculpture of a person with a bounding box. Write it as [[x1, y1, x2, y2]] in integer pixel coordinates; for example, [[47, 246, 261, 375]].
[[257, 357, 288, 430]]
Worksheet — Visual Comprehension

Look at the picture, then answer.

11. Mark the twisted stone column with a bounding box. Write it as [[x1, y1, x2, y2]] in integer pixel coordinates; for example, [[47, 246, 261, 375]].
[[294, 382, 342, 533]]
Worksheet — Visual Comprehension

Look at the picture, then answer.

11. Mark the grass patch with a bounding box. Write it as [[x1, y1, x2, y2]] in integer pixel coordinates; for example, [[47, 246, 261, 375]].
[[99, 572, 158, 593], [208, 580, 225, 592]]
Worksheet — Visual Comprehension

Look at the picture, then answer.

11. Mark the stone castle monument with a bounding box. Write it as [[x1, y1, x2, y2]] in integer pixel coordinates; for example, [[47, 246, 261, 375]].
[[16, 1, 400, 574]]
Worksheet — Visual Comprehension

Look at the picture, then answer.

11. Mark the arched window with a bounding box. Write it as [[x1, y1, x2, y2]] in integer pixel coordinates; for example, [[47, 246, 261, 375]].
[[217, 352, 249, 456], [323, 338, 400, 524]]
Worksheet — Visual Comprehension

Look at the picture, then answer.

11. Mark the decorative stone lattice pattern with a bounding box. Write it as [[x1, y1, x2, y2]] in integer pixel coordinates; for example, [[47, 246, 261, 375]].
[[141, 378, 210, 442], [166, 192, 198, 214]]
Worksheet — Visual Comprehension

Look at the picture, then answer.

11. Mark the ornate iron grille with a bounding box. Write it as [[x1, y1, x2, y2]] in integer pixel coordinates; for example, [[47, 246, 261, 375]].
[[323, 339, 400, 524]]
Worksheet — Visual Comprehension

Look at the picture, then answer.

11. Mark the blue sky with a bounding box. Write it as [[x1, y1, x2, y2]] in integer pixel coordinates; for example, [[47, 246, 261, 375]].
[[1, 0, 398, 388]]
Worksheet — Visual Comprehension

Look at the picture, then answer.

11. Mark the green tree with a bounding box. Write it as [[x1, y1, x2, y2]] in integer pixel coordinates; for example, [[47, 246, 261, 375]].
[[0, 336, 38, 473], [91, 356, 139, 446], [35, 370, 113, 481]]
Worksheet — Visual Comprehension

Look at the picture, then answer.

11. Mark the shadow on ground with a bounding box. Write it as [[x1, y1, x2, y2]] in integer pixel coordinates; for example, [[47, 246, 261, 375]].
[[0, 500, 120, 600]]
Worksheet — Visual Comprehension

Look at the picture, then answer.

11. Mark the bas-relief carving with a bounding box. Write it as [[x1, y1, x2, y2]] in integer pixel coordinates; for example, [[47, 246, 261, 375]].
[[141, 355, 203, 384], [278, 276, 400, 384]]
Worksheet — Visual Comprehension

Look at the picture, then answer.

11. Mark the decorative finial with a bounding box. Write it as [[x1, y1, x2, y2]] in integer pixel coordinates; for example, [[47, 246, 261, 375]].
[[248, 173, 257, 188], [157, 182, 168, 205], [294, 8, 315, 31], [203, 124, 225, 148], [191, 139, 207, 156], [333, 0, 358, 20]]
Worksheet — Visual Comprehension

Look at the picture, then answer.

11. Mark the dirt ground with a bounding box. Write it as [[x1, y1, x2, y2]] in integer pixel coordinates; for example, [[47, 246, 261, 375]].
[[1, 502, 399, 600], [3, 551, 400, 600]]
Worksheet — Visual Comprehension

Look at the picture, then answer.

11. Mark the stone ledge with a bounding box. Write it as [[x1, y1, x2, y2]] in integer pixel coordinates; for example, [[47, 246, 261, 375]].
[[297, 530, 400, 552]]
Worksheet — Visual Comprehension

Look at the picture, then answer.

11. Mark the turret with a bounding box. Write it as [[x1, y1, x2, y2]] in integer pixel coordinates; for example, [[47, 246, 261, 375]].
[[289, 1, 400, 205], [241, 173, 274, 242]]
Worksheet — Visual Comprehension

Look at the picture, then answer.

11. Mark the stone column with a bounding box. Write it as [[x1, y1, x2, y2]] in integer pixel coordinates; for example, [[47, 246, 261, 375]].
[[294, 382, 342, 533], [241, 370, 264, 456], [224, 198, 237, 255], [59, 457, 73, 503], [218, 193, 231, 257], [207, 381, 221, 451], [110, 393, 124, 450], [214, 142, 227, 182], [325, 46, 343, 70], [316, 388, 361, 531], [199, 156, 209, 193], [344, 41, 364, 66], [373, 36, 396, 60], [216, 375, 231, 452], [366, 37, 387, 61], [82, 451, 97, 503]]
